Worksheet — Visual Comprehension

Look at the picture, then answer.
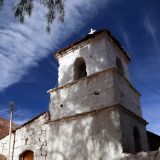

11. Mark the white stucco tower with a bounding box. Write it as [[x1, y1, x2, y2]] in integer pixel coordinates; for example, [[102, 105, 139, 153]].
[[47, 29, 149, 159]]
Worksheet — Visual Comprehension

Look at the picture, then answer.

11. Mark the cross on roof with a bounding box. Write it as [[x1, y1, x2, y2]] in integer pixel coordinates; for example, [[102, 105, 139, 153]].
[[88, 28, 96, 35]]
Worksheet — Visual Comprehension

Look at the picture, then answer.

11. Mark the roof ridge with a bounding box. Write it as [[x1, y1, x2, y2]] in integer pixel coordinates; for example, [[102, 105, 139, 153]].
[[55, 29, 131, 62]]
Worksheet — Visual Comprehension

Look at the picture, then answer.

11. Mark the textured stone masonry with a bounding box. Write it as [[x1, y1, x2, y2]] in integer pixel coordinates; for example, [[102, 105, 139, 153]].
[[0, 112, 49, 160], [121, 148, 160, 160]]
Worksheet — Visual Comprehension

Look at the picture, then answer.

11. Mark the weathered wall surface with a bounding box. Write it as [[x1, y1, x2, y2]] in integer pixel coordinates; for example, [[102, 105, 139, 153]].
[[113, 70, 142, 116], [121, 149, 160, 160], [49, 68, 141, 121], [47, 105, 149, 160], [47, 107, 123, 160], [0, 112, 49, 160], [119, 108, 148, 153], [57, 32, 130, 86]]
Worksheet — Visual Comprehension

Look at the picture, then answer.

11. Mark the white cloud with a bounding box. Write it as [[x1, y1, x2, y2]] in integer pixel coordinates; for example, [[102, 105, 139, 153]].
[[119, 27, 128, 46], [144, 15, 160, 60], [145, 15, 156, 41], [0, 105, 31, 125], [0, 0, 111, 91]]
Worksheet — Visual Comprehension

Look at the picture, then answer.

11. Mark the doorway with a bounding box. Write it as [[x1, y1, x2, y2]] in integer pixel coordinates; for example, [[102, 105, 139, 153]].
[[19, 150, 34, 160]]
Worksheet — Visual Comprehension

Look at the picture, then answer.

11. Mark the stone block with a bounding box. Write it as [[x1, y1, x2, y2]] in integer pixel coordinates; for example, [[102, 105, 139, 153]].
[[36, 149, 42, 157], [35, 143, 42, 150]]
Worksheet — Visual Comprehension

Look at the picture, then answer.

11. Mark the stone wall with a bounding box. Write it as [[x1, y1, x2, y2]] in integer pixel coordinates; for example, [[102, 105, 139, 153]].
[[57, 31, 131, 86], [0, 112, 49, 160], [121, 149, 160, 160]]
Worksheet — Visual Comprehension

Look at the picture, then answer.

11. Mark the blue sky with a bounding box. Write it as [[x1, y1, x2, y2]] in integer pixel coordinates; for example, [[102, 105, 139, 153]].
[[0, 0, 160, 135]]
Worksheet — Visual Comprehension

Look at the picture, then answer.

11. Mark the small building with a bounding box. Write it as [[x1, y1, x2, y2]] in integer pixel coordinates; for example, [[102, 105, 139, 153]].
[[0, 29, 159, 160]]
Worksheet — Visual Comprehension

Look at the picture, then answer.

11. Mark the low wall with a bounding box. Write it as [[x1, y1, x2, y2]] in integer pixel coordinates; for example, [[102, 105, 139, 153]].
[[122, 148, 160, 160]]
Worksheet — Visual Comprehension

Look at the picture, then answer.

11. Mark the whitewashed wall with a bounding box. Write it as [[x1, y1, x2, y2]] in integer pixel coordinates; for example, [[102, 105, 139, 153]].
[[0, 112, 49, 160], [57, 32, 131, 86], [49, 68, 141, 121], [47, 108, 123, 160], [47, 105, 148, 160], [119, 109, 149, 153]]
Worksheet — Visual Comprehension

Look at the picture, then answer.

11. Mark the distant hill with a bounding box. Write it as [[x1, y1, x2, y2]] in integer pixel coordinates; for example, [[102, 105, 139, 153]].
[[0, 117, 17, 139]]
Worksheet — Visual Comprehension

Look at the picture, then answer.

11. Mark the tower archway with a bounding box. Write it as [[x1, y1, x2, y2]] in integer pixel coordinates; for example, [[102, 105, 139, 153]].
[[133, 127, 142, 152], [74, 57, 87, 80], [116, 57, 124, 75]]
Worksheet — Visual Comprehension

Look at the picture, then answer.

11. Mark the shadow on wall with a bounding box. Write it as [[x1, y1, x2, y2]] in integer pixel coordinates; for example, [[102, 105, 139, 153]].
[[147, 131, 160, 151], [48, 85, 123, 160], [49, 52, 123, 159], [49, 46, 146, 159], [57, 42, 108, 86], [48, 113, 122, 159], [133, 126, 142, 153]]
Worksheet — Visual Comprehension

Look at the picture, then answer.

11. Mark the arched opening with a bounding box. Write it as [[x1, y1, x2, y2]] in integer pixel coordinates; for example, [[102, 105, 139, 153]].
[[19, 150, 34, 160], [133, 127, 142, 152], [116, 58, 124, 76], [74, 57, 87, 80], [0, 154, 7, 160]]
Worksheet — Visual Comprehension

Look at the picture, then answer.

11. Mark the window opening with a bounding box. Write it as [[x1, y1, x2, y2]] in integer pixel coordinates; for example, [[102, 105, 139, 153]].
[[74, 57, 87, 80], [116, 58, 124, 75]]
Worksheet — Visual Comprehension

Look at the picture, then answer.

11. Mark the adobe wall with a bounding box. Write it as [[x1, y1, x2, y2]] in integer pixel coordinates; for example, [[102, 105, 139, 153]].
[[57, 32, 130, 86], [119, 109, 148, 153], [0, 112, 49, 160], [47, 104, 150, 160], [47, 106, 123, 160], [49, 68, 141, 121], [113, 70, 142, 116]]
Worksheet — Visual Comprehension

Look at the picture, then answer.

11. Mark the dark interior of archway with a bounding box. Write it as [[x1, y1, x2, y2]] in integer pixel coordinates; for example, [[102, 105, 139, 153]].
[[78, 62, 87, 79], [116, 58, 124, 75], [74, 58, 87, 80], [133, 127, 142, 152]]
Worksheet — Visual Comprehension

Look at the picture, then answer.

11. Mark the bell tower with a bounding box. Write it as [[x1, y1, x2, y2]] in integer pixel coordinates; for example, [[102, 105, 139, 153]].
[[56, 30, 131, 86], [47, 29, 149, 159]]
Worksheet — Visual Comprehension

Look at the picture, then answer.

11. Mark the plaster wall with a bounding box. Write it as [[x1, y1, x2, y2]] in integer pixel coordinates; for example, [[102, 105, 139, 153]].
[[49, 68, 141, 121], [113, 71, 142, 116], [47, 108, 123, 160], [57, 32, 130, 86], [119, 110, 148, 153], [0, 112, 49, 160]]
